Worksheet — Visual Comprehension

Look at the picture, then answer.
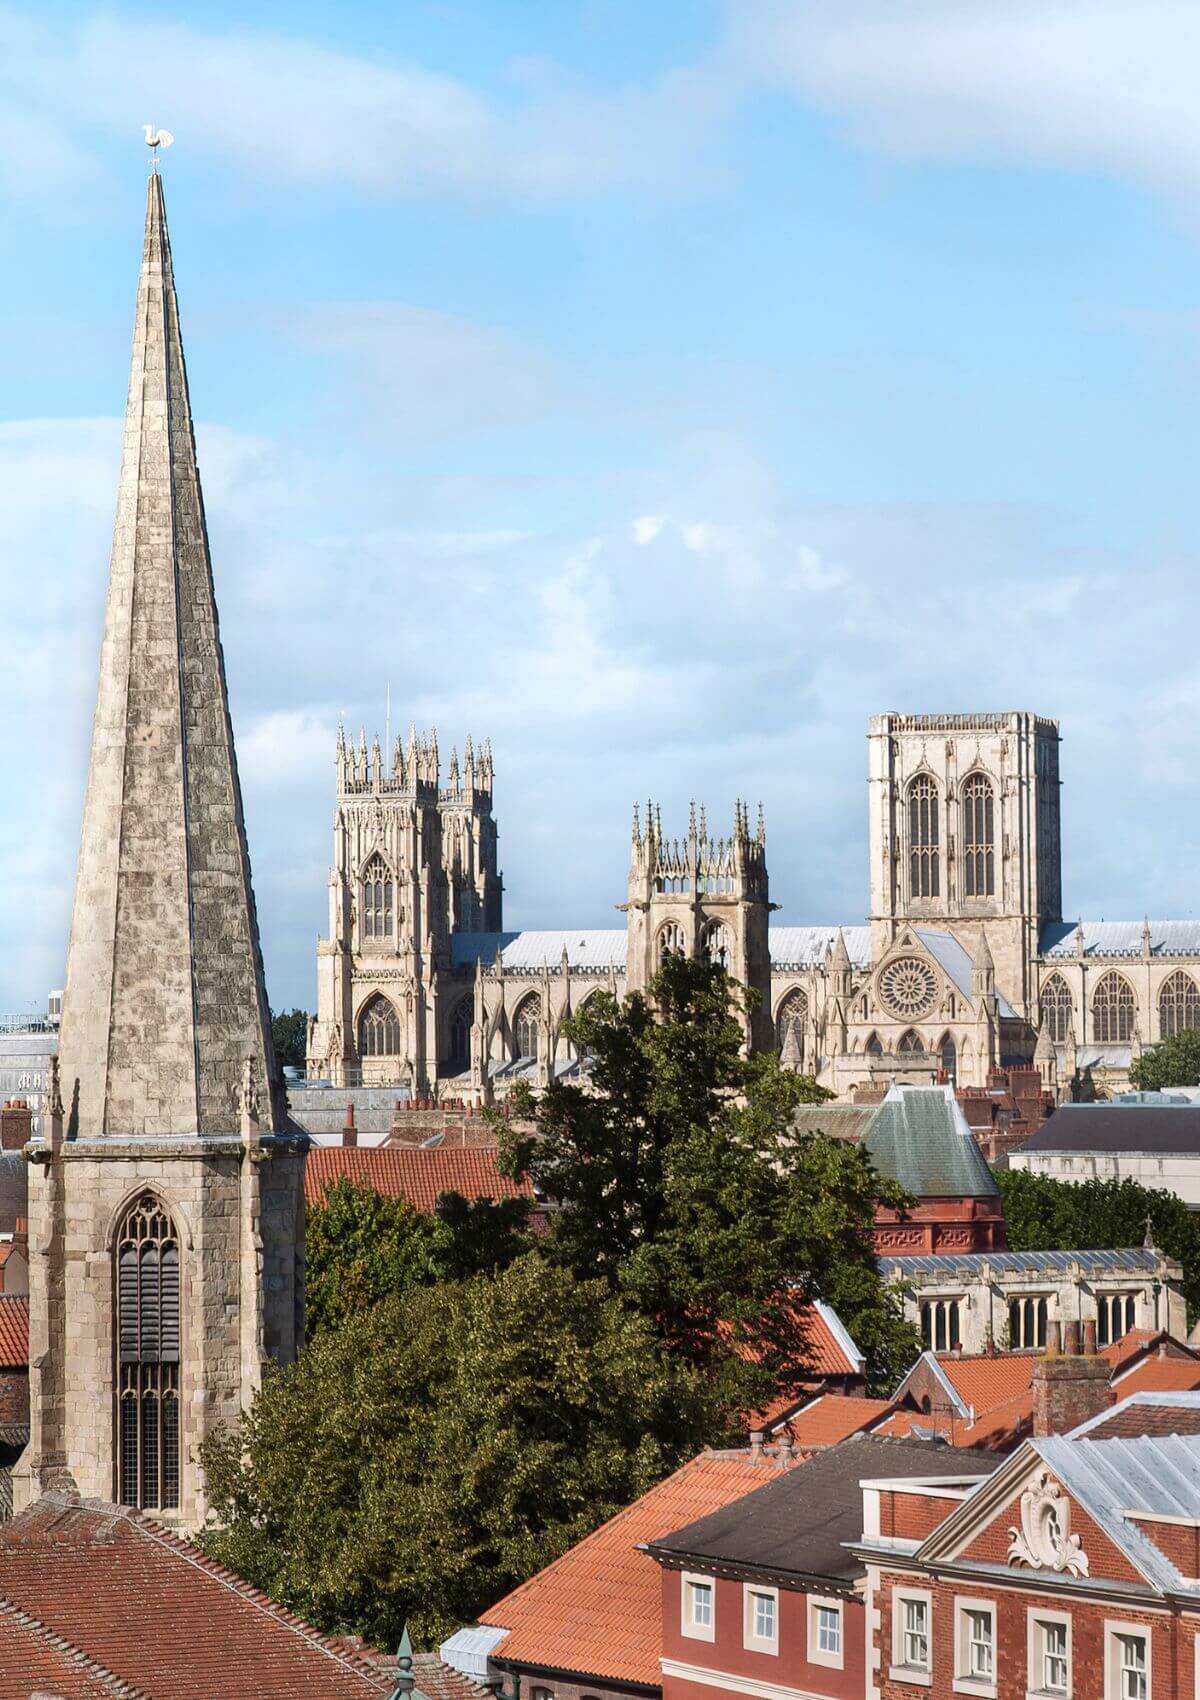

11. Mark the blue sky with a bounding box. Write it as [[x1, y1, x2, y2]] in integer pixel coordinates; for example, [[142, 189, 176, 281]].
[[3, 0, 1200, 1014]]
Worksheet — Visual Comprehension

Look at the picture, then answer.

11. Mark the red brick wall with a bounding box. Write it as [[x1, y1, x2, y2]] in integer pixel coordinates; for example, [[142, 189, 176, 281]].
[[0, 1370, 28, 1425], [1134, 1517, 1200, 1578], [879, 1489, 961, 1543], [0, 1104, 30, 1152], [959, 1485, 1143, 1583]]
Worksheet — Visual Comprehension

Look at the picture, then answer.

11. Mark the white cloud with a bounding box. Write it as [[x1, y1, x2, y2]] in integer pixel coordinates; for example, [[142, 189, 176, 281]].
[[732, 0, 1200, 200], [631, 515, 665, 545]]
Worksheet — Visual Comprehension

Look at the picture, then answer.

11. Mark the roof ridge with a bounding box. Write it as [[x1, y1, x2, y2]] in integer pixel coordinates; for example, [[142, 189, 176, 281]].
[[118, 1509, 390, 1686], [0, 1594, 152, 1698]]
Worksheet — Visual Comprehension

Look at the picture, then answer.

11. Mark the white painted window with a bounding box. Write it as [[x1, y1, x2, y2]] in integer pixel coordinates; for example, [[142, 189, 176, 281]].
[[743, 1584, 778, 1654], [1027, 1610, 1071, 1697], [905, 1597, 930, 1666], [681, 1572, 715, 1642], [1107, 1628, 1149, 1700], [808, 1594, 844, 1670], [954, 1598, 996, 1692], [891, 1587, 933, 1684]]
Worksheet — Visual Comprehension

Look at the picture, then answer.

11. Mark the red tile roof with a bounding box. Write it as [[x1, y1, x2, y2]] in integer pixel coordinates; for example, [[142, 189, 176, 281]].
[[777, 1394, 896, 1449], [305, 1145, 533, 1212], [0, 1599, 137, 1698], [409, 1654, 493, 1699], [0, 1298, 28, 1370], [480, 1451, 801, 1686], [0, 1496, 389, 1697], [1114, 1357, 1200, 1397]]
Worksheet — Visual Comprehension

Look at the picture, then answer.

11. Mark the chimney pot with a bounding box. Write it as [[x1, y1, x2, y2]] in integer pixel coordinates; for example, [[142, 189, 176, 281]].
[[1082, 1319, 1097, 1356], [749, 1429, 763, 1459], [1063, 1320, 1081, 1356], [342, 1101, 357, 1147]]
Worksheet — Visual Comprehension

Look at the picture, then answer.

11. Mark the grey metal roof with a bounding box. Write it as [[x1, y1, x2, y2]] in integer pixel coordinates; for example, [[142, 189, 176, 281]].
[[768, 926, 872, 969], [913, 928, 1017, 1020], [879, 1246, 1166, 1281], [450, 930, 627, 973], [1041, 920, 1200, 960], [645, 1435, 997, 1583], [863, 1087, 1001, 1199], [1020, 1102, 1200, 1156], [1036, 1432, 1200, 1593]]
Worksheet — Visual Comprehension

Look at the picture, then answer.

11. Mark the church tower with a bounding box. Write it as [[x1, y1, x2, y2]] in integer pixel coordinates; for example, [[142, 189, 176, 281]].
[[16, 168, 305, 1522]]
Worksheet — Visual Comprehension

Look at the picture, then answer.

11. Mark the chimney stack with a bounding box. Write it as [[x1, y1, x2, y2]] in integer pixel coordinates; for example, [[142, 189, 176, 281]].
[[342, 1101, 357, 1148], [0, 1102, 31, 1152], [1033, 1349, 1109, 1437], [1082, 1319, 1097, 1356]]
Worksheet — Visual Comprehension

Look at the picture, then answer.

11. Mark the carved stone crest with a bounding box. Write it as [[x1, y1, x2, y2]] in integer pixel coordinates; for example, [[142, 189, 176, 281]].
[[1007, 1471, 1089, 1576]]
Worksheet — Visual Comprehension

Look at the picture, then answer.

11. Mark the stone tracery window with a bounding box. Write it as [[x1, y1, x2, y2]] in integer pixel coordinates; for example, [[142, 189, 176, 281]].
[[657, 921, 686, 962], [878, 956, 938, 1021], [116, 1193, 180, 1512], [1041, 974, 1073, 1045], [961, 772, 995, 898], [897, 1029, 926, 1058], [1092, 973, 1136, 1044], [449, 999, 472, 1069], [701, 921, 731, 969], [908, 774, 940, 899], [514, 995, 540, 1062], [775, 988, 808, 1050], [358, 994, 401, 1057], [1159, 971, 1200, 1039], [361, 853, 394, 941]]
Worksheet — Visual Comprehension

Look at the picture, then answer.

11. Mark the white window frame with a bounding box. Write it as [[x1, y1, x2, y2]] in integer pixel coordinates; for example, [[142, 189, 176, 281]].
[[953, 1595, 997, 1697], [1027, 1607, 1072, 1699], [890, 1586, 933, 1688], [681, 1570, 716, 1643], [743, 1582, 779, 1655], [807, 1593, 844, 1671], [1105, 1620, 1150, 1700]]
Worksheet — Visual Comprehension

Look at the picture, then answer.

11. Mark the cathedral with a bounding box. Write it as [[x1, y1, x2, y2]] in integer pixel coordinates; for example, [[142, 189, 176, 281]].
[[308, 711, 1200, 1103]]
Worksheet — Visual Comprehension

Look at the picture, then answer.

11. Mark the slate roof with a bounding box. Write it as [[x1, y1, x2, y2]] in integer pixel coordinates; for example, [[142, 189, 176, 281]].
[[305, 1146, 532, 1211], [1042, 920, 1200, 959], [0, 1495, 389, 1696], [0, 1299, 27, 1371], [409, 1653, 493, 1700], [768, 927, 872, 969], [646, 1435, 997, 1584], [879, 1247, 1169, 1282], [1020, 1102, 1200, 1155], [450, 931, 627, 972], [479, 1451, 798, 1687]]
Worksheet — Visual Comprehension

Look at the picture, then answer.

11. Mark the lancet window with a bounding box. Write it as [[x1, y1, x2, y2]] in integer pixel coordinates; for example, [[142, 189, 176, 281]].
[[908, 775, 940, 899], [361, 854, 394, 941], [775, 988, 808, 1050], [359, 994, 401, 1057], [961, 773, 995, 898], [116, 1194, 180, 1512], [702, 921, 732, 969], [1159, 971, 1200, 1039], [514, 996, 541, 1062], [897, 1029, 926, 1058], [939, 1033, 957, 1082], [449, 999, 472, 1068], [1092, 973, 1136, 1045], [1041, 975, 1073, 1045], [658, 921, 686, 963]]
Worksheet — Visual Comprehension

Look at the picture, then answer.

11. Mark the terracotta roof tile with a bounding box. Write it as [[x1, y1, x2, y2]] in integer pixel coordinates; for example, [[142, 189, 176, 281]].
[[479, 1451, 801, 1687], [1115, 1357, 1200, 1397], [936, 1351, 1038, 1412], [409, 1653, 493, 1699], [0, 1599, 141, 1698], [0, 1495, 388, 1697], [305, 1146, 533, 1212], [776, 1395, 896, 1449], [0, 1299, 27, 1371]]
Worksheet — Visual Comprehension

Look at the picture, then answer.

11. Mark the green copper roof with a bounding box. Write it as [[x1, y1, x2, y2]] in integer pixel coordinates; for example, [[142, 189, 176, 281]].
[[794, 1088, 1000, 1199]]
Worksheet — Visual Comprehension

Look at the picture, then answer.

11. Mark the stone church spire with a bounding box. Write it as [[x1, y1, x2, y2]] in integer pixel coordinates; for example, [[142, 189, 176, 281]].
[[57, 171, 278, 1138]]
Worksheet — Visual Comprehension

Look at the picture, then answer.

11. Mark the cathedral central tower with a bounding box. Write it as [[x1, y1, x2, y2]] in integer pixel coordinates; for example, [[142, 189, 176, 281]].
[[17, 169, 305, 1523]]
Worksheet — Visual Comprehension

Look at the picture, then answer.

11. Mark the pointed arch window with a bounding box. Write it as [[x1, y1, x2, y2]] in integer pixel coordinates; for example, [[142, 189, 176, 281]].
[[1041, 974, 1073, 1045], [657, 921, 686, 963], [776, 988, 809, 1051], [702, 921, 731, 969], [865, 1033, 884, 1057], [1092, 973, 1136, 1044], [962, 773, 995, 898], [361, 854, 394, 941], [359, 994, 401, 1057], [449, 999, 473, 1069], [908, 775, 940, 899], [514, 996, 540, 1062], [939, 1033, 957, 1082], [116, 1194, 180, 1512], [1159, 971, 1200, 1039], [898, 1029, 926, 1058]]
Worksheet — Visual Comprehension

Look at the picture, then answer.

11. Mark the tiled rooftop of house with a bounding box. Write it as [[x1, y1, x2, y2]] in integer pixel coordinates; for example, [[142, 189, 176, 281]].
[[769, 1393, 897, 1448], [0, 1297, 27, 1370], [304, 1145, 533, 1212], [478, 1450, 801, 1687], [0, 1496, 390, 1697]]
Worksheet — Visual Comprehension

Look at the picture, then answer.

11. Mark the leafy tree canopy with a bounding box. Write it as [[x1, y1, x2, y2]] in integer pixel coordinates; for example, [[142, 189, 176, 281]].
[[1129, 1029, 1200, 1091], [997, 1168, 1200, 1324], [499, 954, 918, 1400], [198, 1256, 716, 1648], [270, 1008, 310, 1071]]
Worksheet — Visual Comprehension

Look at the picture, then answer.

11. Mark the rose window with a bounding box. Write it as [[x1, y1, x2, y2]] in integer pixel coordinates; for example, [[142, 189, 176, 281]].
[[878, 956, 937, 1021]]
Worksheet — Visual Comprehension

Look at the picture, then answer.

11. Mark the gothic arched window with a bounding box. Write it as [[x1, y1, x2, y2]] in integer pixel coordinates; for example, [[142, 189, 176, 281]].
[[961, 773, 995, 898], [1092, 973, 1136, 1044], [1159, 971, 1200, 1039], [702, 921, 731, 969], [865, 1032, 884, 1057], [116, 1193, 180, 1512], [1041, 974, 1073, 1045], [449, 999, 472, 1068], [776, 988, 808, 1050], [908, 775, 940, 899], [658, 921, 686, 963], [898, 1029, 926, 1058], [514, 996, 540, 1062], [940, 1033, 957, 1082], [361, 854, 394, 941], [359, 994, 401, 1057]]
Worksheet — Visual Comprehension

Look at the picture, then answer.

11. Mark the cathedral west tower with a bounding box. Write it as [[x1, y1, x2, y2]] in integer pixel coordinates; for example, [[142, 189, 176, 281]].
[[16, 167, 305, 1522]]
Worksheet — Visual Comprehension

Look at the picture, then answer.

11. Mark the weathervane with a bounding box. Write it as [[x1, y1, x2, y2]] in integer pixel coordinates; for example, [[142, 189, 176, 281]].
[[143, 125, 174, 172]]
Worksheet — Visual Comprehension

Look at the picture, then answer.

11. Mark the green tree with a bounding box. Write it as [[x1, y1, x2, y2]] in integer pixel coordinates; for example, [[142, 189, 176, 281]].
[[499, 955, 917, 1401], [199, 1256, 715, 1647], [305, 1179, 532, 1334], [1129, 1029, 1200, 1091], [270, 1007, 310, 1070], [997, 1168, 1200, 1324]]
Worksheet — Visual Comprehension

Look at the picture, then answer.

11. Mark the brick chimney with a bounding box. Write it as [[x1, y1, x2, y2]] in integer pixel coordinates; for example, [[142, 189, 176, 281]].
[[1033, 1349, 1110, 1437], [342, 1101, 357, 1148], [0, 1102, 31, 1152]]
